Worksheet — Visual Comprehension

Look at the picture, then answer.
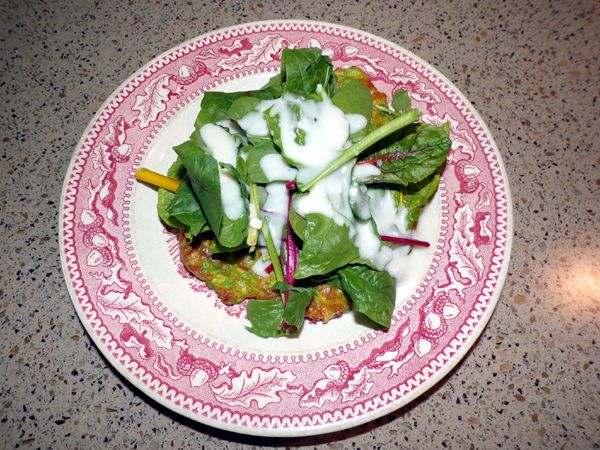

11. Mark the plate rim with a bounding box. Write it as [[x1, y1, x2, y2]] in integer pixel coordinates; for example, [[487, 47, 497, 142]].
[[59, 19, 513, 437]]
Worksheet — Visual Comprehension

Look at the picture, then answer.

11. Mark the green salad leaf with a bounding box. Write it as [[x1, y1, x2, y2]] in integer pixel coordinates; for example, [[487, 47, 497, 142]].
[[174, 140, 248, 248], [401, 173, 441, 229], [157, 158, 187, 228], [360, 124, 451, 186], [332, 79, 373, 123], [166, 180, 208, 239], [293, 213, 360, 279], [280, 47, 335, 97], [338, 264, 396, 328]]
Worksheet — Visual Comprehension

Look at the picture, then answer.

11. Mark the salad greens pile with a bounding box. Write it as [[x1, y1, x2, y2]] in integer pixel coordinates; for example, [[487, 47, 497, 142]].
[[152, 47, 451, 338]]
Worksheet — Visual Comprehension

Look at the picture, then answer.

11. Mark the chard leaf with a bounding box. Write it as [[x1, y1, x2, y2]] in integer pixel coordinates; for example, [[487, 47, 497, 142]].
[[361, 124, 450, 186], [157, 158, 186, 228], [280, 48, 335, 97], [332, 79, 373, 123], [294, 213, 360, 279], [402, 174, 441, 229], [338, 265, 396, 328], [391, 89, 412, 115], [246, 300, 287, 338], [166, 180, 208, 238]]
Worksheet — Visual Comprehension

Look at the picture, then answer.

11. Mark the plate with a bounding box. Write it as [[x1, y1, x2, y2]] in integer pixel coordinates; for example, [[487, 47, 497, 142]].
[[59, 20, 512, 437]]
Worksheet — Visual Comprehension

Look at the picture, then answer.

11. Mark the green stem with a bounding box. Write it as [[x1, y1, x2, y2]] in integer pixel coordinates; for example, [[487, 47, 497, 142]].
[[262, 219, 285, 283], [299, 109, 420, 192]]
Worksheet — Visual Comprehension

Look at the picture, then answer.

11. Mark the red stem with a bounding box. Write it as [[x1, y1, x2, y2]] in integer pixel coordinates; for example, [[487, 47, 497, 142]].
[[264, 263, 274, 274], [381, 235, 430, 248]]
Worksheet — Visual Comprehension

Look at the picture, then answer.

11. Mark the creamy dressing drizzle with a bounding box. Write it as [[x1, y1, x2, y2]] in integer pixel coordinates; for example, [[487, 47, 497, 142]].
[[346, 114, 368, 134], [260, 153, 297, 181], [199, 123, 238, 166], [219, 171, 245, 219], [270, 89, 349, 184], [229, 88, 420, 284]]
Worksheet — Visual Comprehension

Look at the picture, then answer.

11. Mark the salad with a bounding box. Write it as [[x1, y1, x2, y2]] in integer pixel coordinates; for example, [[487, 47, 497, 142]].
[[136, 47, 451, 338]]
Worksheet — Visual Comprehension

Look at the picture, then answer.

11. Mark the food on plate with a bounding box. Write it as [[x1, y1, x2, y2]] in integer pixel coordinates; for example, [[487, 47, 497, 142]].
[[136, 47, 451, 337]]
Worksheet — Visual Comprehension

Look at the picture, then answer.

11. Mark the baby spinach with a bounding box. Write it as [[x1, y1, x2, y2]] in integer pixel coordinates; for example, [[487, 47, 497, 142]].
[[194, 91, 246, 129], [175, 140, 248, 248], [293, 213, 360, 279], [246, 300, 288, 338], [246, 282, 316, 337], [360, 124, 451, 186], [332, 79, 373, 124], [245, 141, 279, 184], [227, 96, 262, 121], [166, 180, 208, 239], [338, 265, 396, 328], [274, 282, 316, 328], [157, 158, 186, 228], [280, 47, 335, 97]]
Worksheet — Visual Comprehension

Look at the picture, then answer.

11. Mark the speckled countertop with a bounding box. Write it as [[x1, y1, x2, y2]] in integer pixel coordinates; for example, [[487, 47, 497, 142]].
[[1, 0, 599, 448]]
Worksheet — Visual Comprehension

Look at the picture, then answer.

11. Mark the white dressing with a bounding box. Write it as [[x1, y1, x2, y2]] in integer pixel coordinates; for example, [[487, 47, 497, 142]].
[[236, 99, 277, 137], [219, 171, 245, 220], [260, 153, 297, 181], [237, 111, 269, 136], [251, 254, 272, 278], [270, 89, 349, 183], [199, 123, 238, 166], [294, 162, 354, 226], [346, 113, 368, 134], [352, 163, 381, 181]]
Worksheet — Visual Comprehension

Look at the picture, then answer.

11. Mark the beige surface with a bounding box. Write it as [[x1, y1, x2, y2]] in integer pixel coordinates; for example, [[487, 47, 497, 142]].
[[1, 0, 598, 448]]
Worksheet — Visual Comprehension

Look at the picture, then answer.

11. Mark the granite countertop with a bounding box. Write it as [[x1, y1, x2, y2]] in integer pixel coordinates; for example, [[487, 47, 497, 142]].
[[1, 0, 598, 448]]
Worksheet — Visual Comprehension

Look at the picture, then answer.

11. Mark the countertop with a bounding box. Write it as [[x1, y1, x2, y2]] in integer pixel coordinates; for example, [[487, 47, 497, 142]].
[[1, 0, 598, 448]]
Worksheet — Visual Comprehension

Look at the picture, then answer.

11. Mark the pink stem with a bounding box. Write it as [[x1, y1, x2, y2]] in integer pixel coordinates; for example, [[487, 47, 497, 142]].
[[264, 263, 274, 274], [381, 235, 430, 248]]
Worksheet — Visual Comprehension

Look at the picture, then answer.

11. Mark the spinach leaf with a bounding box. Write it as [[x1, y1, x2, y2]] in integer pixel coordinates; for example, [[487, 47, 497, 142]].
[[361, 124, 450, 186], [166, 180, 208, 238], [338, 265, 396, 328], [332, 79, 373, 123], [391, 89, 412, 115], [245, 141, 278, 184], [280, 48, 335, 97], [246, 300, 287, 338], [401, 173, 441, 229], [157, 158, 186, 228], [194, 91, 246, 129], [227, 96, 262, 121], [174, 140, 223, 236], [294, 213, 360, 279], [264, 108, 282, 149], [218, 167, 249, 249], [252, 74, 283, 99], [289, 209, 307, 241], [273, 282, 316, 328]]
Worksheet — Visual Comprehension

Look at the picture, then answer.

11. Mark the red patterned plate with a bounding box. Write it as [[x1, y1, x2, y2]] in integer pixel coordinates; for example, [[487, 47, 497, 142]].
[[59, 20, 512, 436]]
